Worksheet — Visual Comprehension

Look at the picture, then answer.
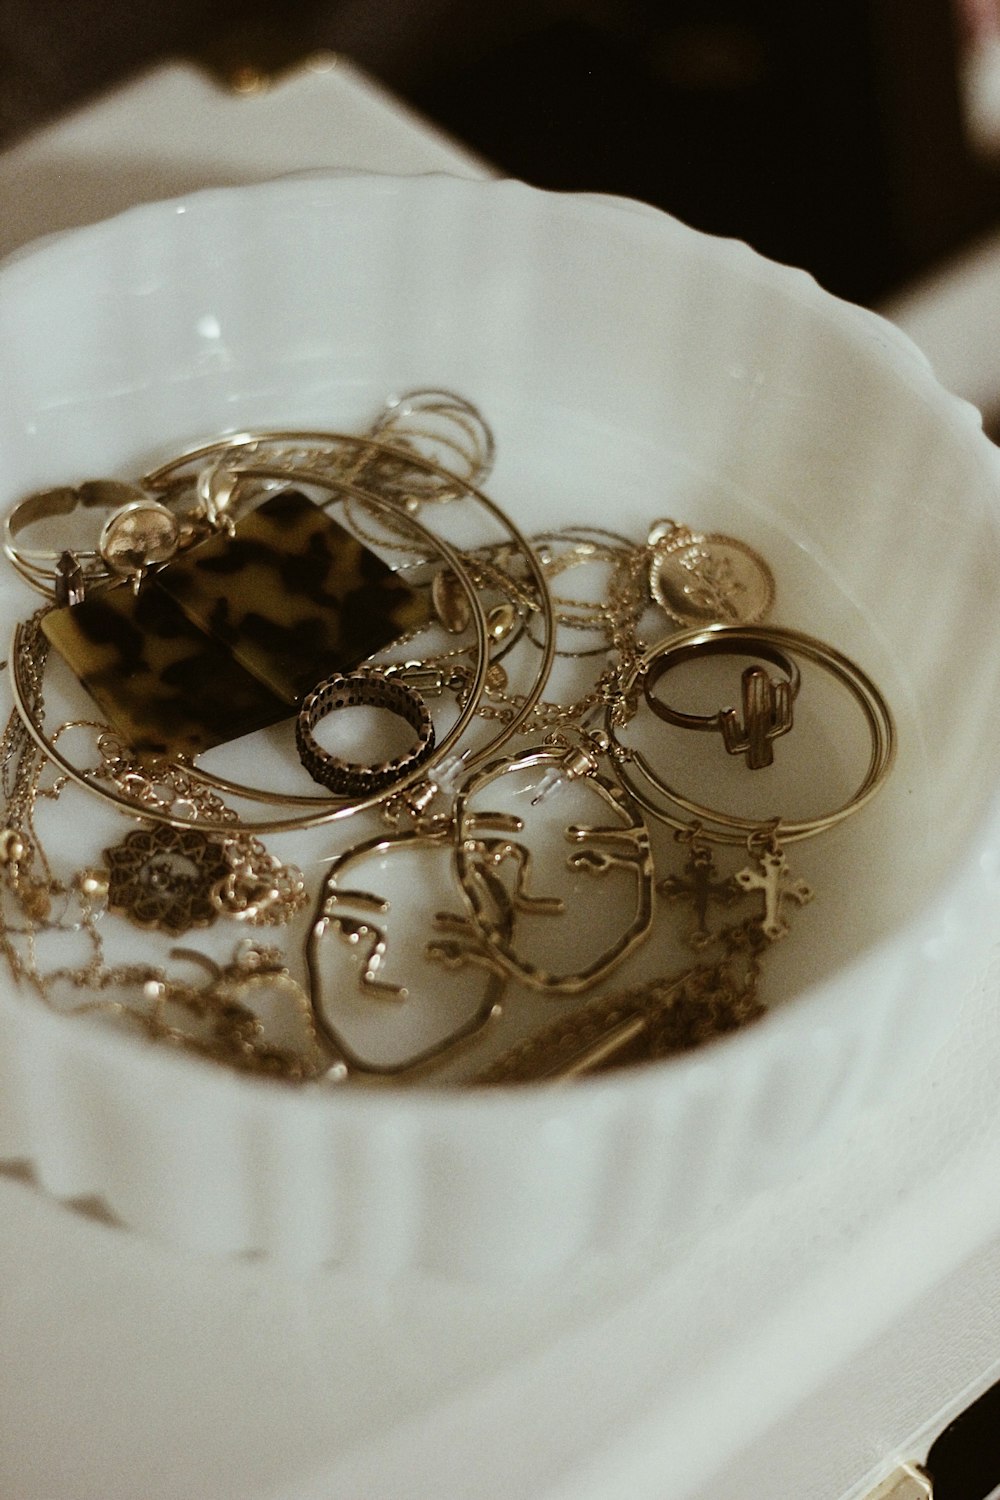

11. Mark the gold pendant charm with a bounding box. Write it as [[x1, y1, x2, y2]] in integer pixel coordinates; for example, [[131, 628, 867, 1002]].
[[103, 823, 230, 935], [734, 836, 814, 941], [647, 518, 775, 626], [99, 497, 182, 590], [657, 832, 741, 949]]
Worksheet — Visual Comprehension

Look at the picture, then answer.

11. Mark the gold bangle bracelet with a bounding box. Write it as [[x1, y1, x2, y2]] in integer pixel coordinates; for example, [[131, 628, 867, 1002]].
[[606, 624, 896, 843], [145, 436, 558, 751], [9, 484, 491, 836], [4, 480, 193, 596]]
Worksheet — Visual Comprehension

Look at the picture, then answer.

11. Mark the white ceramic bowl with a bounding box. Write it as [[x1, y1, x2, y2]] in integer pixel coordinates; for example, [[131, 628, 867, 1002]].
[[0, 172, 998, 1279]]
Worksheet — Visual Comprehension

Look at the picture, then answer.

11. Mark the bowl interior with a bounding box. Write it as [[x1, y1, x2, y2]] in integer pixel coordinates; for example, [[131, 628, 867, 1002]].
[[0, 172, 997, 1066]]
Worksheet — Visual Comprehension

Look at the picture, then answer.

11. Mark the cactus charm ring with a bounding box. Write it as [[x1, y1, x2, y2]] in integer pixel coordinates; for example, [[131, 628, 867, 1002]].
[[607, 623, 896, 842], [642, 628, 801, 769]]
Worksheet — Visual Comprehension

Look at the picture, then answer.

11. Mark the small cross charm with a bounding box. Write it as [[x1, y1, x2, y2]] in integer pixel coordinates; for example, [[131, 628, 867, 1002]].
[[734, 843, 813, 941], [658, 838, 739, 949]]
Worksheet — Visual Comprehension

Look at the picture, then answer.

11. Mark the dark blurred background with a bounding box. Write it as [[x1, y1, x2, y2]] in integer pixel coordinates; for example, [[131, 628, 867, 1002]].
[[3, 0, 1000, 307]]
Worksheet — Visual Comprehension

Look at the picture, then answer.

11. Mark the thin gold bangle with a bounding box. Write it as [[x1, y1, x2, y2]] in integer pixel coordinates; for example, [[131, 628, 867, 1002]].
[[146, 436, 558, 751], [606, 624, 896, 843], [9, 486, 490, 836]]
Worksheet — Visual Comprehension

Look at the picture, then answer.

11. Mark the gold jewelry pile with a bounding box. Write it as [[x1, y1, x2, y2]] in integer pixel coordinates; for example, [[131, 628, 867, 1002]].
[[0, 390, 896, 1086]]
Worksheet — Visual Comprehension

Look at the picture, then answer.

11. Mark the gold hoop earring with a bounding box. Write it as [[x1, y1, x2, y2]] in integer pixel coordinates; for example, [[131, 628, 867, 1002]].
[[434, 736, 655, 995], [307, 824, 505, 1078]]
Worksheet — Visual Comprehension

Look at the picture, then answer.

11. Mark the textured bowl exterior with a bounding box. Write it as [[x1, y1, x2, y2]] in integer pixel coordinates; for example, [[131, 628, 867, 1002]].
[[0, 173, 999, 1279]]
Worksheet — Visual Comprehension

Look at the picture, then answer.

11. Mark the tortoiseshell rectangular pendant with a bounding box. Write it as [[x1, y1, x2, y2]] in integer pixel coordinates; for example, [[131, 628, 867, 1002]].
[[41, 581, 291, 763], [152, 489, 432, 704]]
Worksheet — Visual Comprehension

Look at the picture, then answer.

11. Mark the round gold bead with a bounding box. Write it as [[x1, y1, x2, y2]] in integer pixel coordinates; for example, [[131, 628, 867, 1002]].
[[98, 498, 181, 579], [0, 829, 26, 864], [486, 602, 517, 642], [77, 869, 110, 901]]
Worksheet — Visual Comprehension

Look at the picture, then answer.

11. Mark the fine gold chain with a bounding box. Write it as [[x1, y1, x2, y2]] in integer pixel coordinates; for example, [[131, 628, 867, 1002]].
[[0, 398, 894, 1086]]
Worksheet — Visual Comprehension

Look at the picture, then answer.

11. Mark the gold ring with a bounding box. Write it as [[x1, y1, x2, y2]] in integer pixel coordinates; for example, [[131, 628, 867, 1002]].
[[642, 629, 801, 768], [607, 624, 896, 842], [296, 669, 436, 796]]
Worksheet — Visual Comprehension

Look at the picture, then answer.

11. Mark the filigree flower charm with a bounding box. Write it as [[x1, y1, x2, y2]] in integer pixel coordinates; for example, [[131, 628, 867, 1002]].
[[104, 824, 230, 935]]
